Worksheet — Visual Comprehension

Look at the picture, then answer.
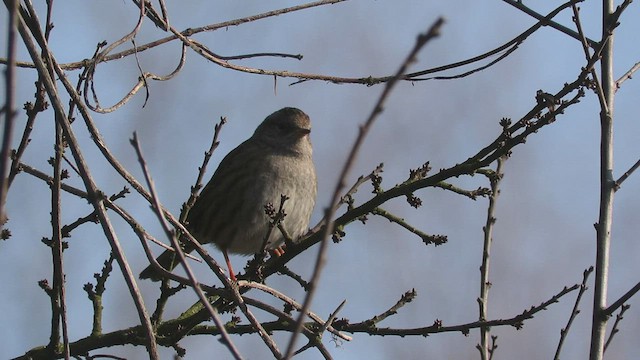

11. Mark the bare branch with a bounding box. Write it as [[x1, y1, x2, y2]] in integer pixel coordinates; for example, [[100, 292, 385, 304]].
[[603, 304, 630, 353], [614, 158, 640, 191], [341, 283, 580, 337], [502, 0, 598, 48], [13, 8, 159, 357], [604, 280, 640, 316], [554, 267, 594, 360], [615, 61, 640, 90], [371, 207, 447, 246], [478, 155, 506, 360], [0, 0, 18, 225], [130, 133, 244, 360], [283, 18, 445, 359]]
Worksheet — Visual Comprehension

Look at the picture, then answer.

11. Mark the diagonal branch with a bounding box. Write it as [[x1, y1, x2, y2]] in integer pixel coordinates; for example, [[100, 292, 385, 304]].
[[283, 17, 445, 359]]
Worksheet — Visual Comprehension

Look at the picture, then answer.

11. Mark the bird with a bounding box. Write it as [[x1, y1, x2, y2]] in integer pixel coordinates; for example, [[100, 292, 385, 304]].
[[139, 107, 317, 281]]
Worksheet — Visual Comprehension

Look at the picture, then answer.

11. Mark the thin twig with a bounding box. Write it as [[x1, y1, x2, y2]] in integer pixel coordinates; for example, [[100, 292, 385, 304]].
[[83, 253, 115, 336], [571, 2, 609, 119], [283, 18, 445, 359], [478, 155, 505, 360], [49, 94, 71, 360], [240, 281, 352, 342], [603, 280, 640, 316], [130, 133, 244, 360], [614, 158, 640, 191], [371, 207, 447, 246], [362, 290, 417, 326], [554, 267, 594, 360], [503, 0, 598, 48], [182, 116, 227, 220], [86, 42, 187, 113], [342, 282, 580, 336], [81, 0, 145, 113], [0, 0, 19, 225], [603, 304, 630, 353], [17, 163, 201, 259], [615, 61, 640, 90]]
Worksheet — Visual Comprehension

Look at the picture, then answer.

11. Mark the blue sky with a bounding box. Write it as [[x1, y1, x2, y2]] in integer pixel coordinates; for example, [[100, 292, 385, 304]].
[[2, 1, 640, 359]]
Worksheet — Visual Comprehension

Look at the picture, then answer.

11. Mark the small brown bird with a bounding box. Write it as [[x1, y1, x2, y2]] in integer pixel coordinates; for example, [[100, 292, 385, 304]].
[[139, 107, 317, 281]]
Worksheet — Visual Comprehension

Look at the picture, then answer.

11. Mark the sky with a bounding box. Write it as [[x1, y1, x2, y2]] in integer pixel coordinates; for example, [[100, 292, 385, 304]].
[[1, 1, 640, 359]]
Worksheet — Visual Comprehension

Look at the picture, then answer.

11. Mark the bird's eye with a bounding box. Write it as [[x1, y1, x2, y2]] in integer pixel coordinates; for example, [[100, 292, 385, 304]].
[[276, 123, 291, 132]]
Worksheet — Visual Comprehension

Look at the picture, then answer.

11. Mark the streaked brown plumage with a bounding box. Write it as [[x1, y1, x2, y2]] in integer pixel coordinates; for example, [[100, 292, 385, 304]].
[[139, 107, 317, 281]]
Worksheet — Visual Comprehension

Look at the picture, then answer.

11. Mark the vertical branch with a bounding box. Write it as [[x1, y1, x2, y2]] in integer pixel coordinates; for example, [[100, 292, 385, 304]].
[[50, 118, 70, 359], [0, 0, 19, 225], [32, 2, 72, 358], [589, 0, 615, 359], [477, 157, 504, 360], [13, 10, 160, 359]]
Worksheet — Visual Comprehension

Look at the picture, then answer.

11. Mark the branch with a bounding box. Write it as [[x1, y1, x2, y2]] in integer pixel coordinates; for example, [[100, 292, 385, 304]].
[[181, 116, 227, 221], [502, 0, 598, 48], [477, 156, 506, 360], [12, 8, 159, 356], [554, 267, 594, 360], [603, 280, 640, 316], [130, 133, 243, 359], [0, 0, 18, 226], [361, 289, 417, 327], [603, 304, 630, 353], [589, 0, 619, 357], [340, 282, 580, 336], [614, 158, 640, 191], [371, 207, 447, 246], [283, 17, 445, 359], [615, 61, 640, 90]]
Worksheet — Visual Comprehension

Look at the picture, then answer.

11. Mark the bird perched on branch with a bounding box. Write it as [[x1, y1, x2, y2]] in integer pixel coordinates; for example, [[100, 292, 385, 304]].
[[139, 107, 317, 281]]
